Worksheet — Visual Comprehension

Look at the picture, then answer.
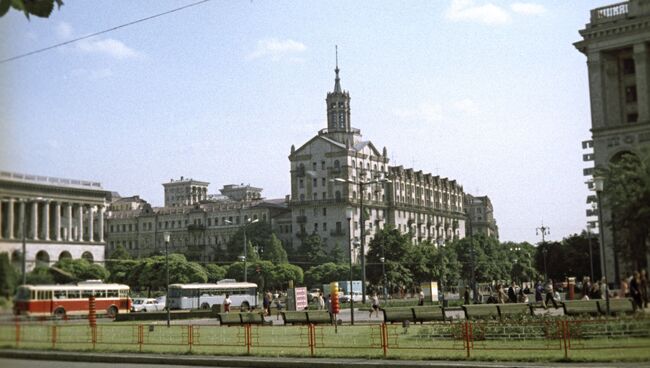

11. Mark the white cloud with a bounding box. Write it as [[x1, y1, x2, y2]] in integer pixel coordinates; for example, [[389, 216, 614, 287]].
[[445, 0, 511, 25], [452, 98, 479, 115], [247, 38, 306, 62], [56, 21, 73, 39], [77, 38, 141, 60], [510, 2, 546, 15], [393, 103, 444, 124]]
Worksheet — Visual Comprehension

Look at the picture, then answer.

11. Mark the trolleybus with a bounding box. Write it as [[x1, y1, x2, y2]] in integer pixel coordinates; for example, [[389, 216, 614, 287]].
[[167, 279, 257, 311]]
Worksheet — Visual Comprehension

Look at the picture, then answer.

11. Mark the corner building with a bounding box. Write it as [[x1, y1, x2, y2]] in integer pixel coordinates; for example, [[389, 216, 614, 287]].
[[288, 66, 466, 259], [575, 0, 650, 280]]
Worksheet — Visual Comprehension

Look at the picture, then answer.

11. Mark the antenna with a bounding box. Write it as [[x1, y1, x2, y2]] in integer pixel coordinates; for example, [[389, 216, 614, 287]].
[[335, 45, 338, 69]]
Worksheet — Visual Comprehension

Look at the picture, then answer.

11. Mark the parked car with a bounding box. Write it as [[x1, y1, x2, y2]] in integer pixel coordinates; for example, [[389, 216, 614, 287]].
[[131, 298, 165, 312], [308, 288, 321, 302], [338, 292, 363, 303]]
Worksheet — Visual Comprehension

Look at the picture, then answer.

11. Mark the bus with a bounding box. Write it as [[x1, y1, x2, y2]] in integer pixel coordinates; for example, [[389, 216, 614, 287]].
[[13, 280, 131, 318], [167, 279, 257, 311]]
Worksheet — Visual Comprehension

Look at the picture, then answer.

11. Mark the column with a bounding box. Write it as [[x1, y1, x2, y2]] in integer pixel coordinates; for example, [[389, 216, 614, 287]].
[[98, 205, 105, 243], [7, 199, 14, 239], [66, 203, 72, 241], [88, 205, 95, 242], [31, 201, 38, 240], [77, 204, 84, 241], [17, 200, 25, 239], [587, 52, 606, 129], [42, 201, 50, 241], [0, 200, 3, 239], [54, 201, 61, 241], [634, 43, 649, 123]]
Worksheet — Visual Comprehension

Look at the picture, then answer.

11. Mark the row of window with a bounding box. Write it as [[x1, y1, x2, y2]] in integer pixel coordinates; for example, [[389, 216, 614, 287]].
[[110, 215, 264, 233]]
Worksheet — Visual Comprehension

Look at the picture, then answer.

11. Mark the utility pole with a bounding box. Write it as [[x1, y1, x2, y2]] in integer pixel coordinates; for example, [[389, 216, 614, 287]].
[[536, 223, 550, 281]]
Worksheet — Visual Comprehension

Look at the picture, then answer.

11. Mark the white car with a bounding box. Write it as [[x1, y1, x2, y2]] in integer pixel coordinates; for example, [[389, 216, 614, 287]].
[[131, 298, 165, 312]]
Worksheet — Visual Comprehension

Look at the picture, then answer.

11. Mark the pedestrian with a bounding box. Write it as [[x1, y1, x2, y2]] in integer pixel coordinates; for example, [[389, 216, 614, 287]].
[[507, 282, 517, 303], [544, 279, 558, 308], [630, 271, 643, 310], [535, 281, 543, 303], [418, 289, 425, 306], [464, 288, 470, 305], [262, 291, 270, 316], [223, 293, 232, 313], [620, 275, 630, 298], [317, 292, 325, 310], [325, 294, 331, 314], [517, 288, 529, 303], [370, 292, 380, 318], [266, 291, 273, 316], [496, 284, 507, 304]]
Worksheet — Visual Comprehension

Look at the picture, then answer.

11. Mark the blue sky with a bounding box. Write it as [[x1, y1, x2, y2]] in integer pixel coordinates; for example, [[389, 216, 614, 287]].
[[0, 1, 613, 243]]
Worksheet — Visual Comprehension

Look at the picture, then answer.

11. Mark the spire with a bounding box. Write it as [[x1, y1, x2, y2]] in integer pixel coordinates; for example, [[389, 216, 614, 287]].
[[334, 45, 342, 93]]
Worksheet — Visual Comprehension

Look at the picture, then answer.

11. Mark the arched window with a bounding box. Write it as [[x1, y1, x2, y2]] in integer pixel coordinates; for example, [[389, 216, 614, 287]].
[[58, 251, 72, 262], [352, 161, 356, 168], [81, 251, 94, 263], [352, 191, 357, 199], [11, 250, 21, 268], [35, 250, 50, 267], [300, 194, 305, 201], [335, 191, 341, 200]]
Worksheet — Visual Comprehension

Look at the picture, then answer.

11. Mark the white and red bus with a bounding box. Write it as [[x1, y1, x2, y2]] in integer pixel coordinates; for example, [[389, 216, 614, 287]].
[[13, 280, 131, 318]]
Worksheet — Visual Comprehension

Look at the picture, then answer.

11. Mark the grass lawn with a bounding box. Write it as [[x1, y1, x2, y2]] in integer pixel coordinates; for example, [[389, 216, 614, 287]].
[[1, 318, 649, 362]]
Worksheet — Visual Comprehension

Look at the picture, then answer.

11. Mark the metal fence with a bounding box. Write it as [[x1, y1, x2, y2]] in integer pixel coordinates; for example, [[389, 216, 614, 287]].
[[1, 317, 649, 360]]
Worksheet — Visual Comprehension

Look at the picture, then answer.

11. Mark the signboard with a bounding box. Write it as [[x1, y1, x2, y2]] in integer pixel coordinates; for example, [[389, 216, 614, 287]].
[[421, 281, 438, 303], [294, 287, 308, 311], [335, 280, 362, 295]]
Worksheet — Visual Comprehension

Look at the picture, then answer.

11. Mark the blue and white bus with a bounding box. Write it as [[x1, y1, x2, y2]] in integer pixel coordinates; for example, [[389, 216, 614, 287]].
[[167, 279, 258, 311]]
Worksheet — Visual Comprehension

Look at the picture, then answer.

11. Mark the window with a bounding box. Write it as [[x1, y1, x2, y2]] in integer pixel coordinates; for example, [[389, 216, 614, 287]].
[[313, 178, 318, 187], [626, 85, 637, 103], [313, 162, 317, 171], [322, 178, 326, 186], [321, 161, 325, 170], [623, 58, 635, 75], [208, 218, 212, 226], [322, 192, 326, 199], [299, 179, 304, 188], [627, 113, 638, 123], [314, 223, 318, 232], [323, 208, 327, 216], [336, 222, 342, 233], [323, 222, 327, 231], [313, 208, 318, 216], [300, 194, 305, 201]]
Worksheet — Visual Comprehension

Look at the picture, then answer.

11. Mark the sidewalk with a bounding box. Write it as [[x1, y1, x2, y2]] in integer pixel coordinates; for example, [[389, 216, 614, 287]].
[[1, 349, 649, 368]]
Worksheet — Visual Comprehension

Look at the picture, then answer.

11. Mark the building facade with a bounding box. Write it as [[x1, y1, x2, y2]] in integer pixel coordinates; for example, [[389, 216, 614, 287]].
[[0, 171, 111, 270], [464, 194, 499, 238], [105, 179, 292, 261], [575, 0, 650, 280], [288, 66, 467, 259]]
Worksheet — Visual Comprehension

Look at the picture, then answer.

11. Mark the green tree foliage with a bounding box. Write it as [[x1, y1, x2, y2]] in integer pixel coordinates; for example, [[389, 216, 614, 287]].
[[303, 262, 349, 287], [52, 258, 109, 283], [0, 0, 63, 19], [329, 242, 345, 264], [225, 221, 275, 262], [26, 266, 54, 284], [226, 260, 303, 291], [603, 150, 650, 270], [535, 232, 600, 282], [105, 245, 136, 284], [0, 253, 17, 297], [204, 263, 227, 283], [135, 254, 207, 295], [502, 241, 538, 283], [367, 228, 417, 291], [449, 235, 512, 284], [264, 234, 288, 264], [297, 233, 329, 267]]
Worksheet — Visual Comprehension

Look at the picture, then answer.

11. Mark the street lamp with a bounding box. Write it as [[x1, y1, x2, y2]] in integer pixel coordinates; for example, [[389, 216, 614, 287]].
[[436, 237, 446, 306], [346, 206, 355, 325], [536, 224, 550, 281], [18, 197, 43, 285], [593, 176, 610, 315], [226, 217, 259, 283], [332, 175, 390, 304], [163, 232, 171, 327], [379, 256, 387, 304]]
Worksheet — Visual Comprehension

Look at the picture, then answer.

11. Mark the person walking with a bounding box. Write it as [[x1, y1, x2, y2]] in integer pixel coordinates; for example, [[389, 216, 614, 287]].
[[641, 269, 648, 309], [544, 279, 558, 308], [223, 294, 232, 313], [370, 293, 380, 318], [418, 289, 425, 306], [507, 282, 517, 303], [630, 271, 643, 310], [317, 292, 325, 310], [535, 281, 543, 303]]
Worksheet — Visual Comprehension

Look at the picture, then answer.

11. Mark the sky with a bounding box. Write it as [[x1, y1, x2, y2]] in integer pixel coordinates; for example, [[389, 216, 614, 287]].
[[0, 1, 614, 244]]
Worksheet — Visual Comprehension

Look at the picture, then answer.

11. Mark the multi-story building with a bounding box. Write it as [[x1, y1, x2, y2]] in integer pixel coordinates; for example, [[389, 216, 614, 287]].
[[105, 179, 292, 261], [0, 171, 111, 269], [464, 194, 499, 238], [575, 0, 650, 281], [288, 65, 467, 259]]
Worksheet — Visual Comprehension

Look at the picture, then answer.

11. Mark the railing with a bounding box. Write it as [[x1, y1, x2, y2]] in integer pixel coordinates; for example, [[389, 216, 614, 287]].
[[2, 317, 649, 360], [591, 1, 629, 22], [0, 171, 102, 189]]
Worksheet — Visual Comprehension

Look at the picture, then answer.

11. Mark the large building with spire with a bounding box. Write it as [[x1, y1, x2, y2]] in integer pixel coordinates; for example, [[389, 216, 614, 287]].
[[288, 63, 467, 259]]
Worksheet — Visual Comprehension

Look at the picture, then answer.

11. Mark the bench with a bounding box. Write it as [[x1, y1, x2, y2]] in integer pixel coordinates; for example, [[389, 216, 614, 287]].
[[281, 311, 309, 325], [598, 298, 635, 316], [306, 311, 332, 324], [240, 312, 266, 325], [497, 303, 533, 319], [411, 306, 446, 323], [381, 307, 415, 324], [562, 300, 601, 317], [217, 312, 244, 326], [462, 305, 499, 320]]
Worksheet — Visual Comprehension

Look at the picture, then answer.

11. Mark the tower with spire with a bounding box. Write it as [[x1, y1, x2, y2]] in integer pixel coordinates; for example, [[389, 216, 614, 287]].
[[325, 46, 355, 146]]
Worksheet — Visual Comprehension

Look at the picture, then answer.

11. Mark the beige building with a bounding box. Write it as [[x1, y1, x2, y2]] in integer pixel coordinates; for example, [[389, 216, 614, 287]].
[[0, 171, 111, 269], [464, 194, 498, 238], [575, 0, 650, 281], [105, 180, 291, 261], [288, 65, 467, 259]]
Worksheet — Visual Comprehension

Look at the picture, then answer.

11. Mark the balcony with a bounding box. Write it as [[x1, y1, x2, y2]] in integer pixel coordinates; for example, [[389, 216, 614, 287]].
[[187, 224, 206, 231], [591, 2, 628, 23], [330, 230, 346, 237], [296, 216, 307, 223]]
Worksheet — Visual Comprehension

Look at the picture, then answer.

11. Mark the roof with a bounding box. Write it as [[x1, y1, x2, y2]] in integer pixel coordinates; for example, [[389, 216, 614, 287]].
[[169, 282, 258, 289]]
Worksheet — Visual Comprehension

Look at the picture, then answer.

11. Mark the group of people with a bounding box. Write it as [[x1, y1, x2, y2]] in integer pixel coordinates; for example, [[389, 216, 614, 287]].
[[488, 282, 533, 305], [618, 270, 649, 310]]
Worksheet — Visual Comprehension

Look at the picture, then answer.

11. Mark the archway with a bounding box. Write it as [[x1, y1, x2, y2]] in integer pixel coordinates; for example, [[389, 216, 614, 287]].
[[58, 251, 72, 262], [35, 250, 50, 267], [81, 251, 94, 263]]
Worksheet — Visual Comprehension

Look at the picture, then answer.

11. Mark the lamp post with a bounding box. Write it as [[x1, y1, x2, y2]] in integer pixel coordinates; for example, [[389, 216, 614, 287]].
[[227, 217, 259, 283], [333, 176, 390, 304], [593, 176, 610, 315], [163, 232, 171, 327], [346, 207, 355, 325], [536, 224, 550, 281], [436, 237, 445, 306], [379, 256, 387, 304], [18, 197, 42, 285], [587, 222, 595, 282]]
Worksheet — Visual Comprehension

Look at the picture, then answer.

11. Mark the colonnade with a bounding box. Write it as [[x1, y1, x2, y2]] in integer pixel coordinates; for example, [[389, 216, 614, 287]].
[[0, 198, 105, 243]]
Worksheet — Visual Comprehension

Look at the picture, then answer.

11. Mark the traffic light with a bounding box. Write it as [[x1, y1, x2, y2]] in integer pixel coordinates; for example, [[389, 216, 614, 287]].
[[330, 282, 340, 314]]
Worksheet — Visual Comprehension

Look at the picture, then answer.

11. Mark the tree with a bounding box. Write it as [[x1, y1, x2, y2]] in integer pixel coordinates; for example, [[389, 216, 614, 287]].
[[263, 234, 288, 264], [367, 227, 417, 292], [53, 258, 109, 283], [535, 233, 600, 282], [329, 242, 345, 264], [204, 263, 227, 283], [603, 150, 650, 271], [304, 262, 345, 288], [26, 266, 54, 284], [0, 253, 17, 298], [136, 254, 207, 296], [0, 0, 63, 19], [225, 222, 275, 262], [297, 233, 329, 268]]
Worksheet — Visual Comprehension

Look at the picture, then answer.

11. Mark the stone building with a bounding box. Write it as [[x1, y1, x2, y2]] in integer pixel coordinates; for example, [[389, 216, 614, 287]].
[[288, 65, 467, 259], [0, 171, 111, 270], [105, 179, 291, 261], [464, 194, 499, 238], [575, 0, 650, 281]]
